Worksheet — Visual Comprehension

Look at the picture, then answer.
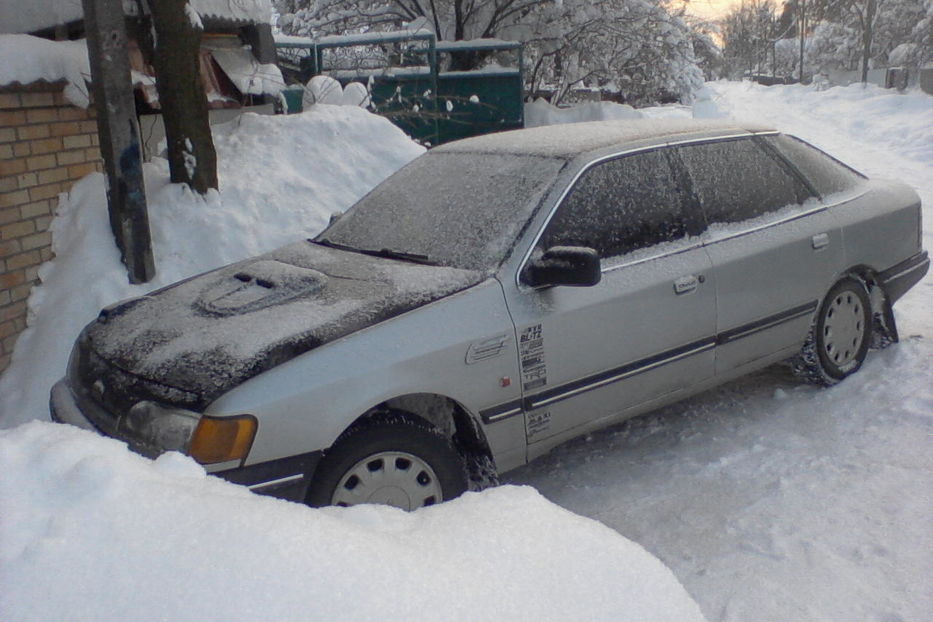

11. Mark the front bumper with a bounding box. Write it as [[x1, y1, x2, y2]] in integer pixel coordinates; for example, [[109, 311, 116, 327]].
[[50, 379, 160, 457], [50, 379, 320, 503]]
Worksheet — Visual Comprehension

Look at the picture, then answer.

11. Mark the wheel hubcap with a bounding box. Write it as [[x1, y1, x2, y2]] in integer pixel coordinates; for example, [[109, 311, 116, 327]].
[[822, 291, 865, 368], [331, 451, 443, 510]]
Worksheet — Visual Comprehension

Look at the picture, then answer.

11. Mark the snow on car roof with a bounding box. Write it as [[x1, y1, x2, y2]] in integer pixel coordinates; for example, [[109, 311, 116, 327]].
[[436, 118, 775, 158]]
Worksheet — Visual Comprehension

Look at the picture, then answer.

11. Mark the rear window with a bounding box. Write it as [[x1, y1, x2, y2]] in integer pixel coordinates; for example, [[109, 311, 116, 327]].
[[764, 134, 866, 197], [676, 138, 811, 225]]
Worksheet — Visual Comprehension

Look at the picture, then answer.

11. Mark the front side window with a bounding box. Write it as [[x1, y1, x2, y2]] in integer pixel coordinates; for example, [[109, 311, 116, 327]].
[[677, 138, 812, 226], [539, 149, 693, 261]]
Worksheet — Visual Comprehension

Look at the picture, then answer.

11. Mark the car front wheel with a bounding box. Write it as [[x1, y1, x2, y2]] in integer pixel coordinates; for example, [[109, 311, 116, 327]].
[[305, 414, 468, 510]]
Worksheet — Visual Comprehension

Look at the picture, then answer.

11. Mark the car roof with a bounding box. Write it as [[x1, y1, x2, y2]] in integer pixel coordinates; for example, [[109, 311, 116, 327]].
[[435, 118, 776, 159]]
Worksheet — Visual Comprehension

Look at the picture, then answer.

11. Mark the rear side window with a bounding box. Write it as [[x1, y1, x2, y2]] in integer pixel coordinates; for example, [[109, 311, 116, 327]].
[[677, 138, 812, 225], [540, 149, 692, 260], [764, 134, 866, 197]]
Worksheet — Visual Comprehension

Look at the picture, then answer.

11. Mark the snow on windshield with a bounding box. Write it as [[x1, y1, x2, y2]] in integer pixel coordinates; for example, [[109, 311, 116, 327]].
[[320, 151, 567, 271]]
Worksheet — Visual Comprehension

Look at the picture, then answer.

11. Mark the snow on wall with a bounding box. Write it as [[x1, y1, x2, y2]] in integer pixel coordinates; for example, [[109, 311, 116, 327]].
[[0, 35, 91, 107], [0, 105, 424, 427]]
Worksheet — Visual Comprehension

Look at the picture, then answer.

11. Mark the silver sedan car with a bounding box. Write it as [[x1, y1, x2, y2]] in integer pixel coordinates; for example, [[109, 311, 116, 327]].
[[52, 119, 928, 510]]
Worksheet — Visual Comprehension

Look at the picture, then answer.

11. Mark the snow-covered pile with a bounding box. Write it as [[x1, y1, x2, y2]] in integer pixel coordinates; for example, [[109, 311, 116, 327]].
[[524, 98, 643, 127], [1, 78, 930, 622], [0, 106, 423, 427], [707, 80, 933, 178], [0, 100, 709, 622], [510, 80, 933, 622], [0, 422, 707, 622], [0, 35, 90, 107], [302, 75, 371, 108]]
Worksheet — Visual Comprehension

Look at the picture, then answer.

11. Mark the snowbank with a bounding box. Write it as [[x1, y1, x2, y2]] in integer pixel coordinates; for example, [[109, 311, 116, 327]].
[[0, 422, 707, 622], [524, 98, 642, 127], [0, 35, 90, 107], [704, 80, 933, 169], [513, 80, 933, 622], [0, 106, 423, 428]]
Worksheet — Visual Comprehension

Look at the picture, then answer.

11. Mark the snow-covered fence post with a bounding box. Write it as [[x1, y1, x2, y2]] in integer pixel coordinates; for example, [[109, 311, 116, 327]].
[[82, 0, 155, 284]]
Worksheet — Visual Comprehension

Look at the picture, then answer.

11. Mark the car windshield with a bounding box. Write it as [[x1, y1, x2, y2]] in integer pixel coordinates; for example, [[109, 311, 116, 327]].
[[317, 151, 567, 272]]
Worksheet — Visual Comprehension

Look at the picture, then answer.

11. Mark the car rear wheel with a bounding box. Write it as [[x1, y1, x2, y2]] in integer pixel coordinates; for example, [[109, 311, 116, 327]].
[[797, 277, 872, 385], [305, 414, 468, 510]]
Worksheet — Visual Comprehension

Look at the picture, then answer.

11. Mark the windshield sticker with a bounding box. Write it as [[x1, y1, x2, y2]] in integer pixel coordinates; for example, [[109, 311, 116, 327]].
[[520, 324, 547, 390], [526, 409, 551, 441]]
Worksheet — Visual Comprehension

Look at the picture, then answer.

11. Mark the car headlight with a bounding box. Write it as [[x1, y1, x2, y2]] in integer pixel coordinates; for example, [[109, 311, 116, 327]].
[[124, 401, 257, 465], [124, 401, 201, 453]]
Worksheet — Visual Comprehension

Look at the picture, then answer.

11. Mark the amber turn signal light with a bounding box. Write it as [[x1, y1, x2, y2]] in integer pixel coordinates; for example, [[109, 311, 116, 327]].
[[189, 415, 258, 464]]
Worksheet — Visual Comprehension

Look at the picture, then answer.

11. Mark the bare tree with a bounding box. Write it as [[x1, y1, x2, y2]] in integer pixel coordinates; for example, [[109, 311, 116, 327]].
[[842, 0, 884, 82], [147, 0, 218, 193]]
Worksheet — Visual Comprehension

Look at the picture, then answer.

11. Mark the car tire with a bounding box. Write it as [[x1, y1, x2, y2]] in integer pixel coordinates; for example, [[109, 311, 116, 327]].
[[305, 414, 468, 510], [797, 277, 872, 386]]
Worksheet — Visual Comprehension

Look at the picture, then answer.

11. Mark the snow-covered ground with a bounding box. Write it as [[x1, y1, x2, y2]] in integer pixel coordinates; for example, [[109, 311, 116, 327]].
[[1, 80, 931, 621], [0, 105, 705, 621], [509, 81, 933, 622], [0, 423, 705, 622]]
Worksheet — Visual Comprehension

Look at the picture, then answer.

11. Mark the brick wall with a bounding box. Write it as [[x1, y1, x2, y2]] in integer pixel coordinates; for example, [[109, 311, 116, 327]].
[[0, 83, 103, 374]]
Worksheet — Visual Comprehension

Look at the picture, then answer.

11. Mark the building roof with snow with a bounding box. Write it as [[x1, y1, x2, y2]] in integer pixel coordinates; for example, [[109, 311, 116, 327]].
[[0, 0, 273, 35], [0, 34, 91, 106]]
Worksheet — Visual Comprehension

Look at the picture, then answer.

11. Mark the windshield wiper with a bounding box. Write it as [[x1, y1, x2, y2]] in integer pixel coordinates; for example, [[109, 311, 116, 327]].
[[312, 238, 359, 253], [313, 239, 437, 266]]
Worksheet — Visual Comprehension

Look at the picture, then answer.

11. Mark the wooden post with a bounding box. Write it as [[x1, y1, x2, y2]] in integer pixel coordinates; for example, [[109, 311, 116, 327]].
[[82, 0, 155, 284]]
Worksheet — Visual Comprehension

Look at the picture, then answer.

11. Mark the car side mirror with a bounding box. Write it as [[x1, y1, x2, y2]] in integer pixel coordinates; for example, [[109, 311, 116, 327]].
[[522, 246, 602, 288]]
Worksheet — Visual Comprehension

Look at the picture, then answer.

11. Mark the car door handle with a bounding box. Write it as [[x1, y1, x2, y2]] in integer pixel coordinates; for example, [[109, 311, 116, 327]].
[[812, 233, 830, 250], [674, 275, 702, 295]]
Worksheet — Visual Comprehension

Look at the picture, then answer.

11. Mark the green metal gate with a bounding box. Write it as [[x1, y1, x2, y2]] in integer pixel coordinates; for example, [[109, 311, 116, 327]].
[[276, 31, 524, 145]]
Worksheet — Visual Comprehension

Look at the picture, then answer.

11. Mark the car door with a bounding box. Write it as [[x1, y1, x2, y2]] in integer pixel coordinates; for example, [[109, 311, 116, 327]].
[[500, 148, 717, 458], [674, 137, 845, 375]]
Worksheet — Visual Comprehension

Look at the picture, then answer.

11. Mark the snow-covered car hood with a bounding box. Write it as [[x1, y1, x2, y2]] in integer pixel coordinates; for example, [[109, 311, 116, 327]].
[[76, 241, 483, 410]]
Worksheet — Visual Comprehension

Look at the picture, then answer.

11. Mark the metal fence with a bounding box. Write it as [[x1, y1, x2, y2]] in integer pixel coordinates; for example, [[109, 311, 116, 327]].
[[824, 66, 933, 94]]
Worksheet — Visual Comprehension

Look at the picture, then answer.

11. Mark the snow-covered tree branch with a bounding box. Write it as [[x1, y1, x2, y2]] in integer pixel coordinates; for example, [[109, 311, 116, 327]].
[[278, 0, 704, 105]]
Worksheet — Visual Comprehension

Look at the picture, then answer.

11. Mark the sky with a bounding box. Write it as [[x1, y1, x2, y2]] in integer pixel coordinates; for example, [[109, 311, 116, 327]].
[[681, 0, 744, 20]]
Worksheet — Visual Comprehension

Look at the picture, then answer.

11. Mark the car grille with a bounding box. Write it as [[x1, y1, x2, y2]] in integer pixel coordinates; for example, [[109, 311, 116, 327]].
[[68, 337, 203, 421]]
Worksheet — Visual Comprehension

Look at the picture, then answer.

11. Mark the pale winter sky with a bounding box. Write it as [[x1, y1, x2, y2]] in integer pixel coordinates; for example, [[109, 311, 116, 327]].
[[681, 0, 744, 20]]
